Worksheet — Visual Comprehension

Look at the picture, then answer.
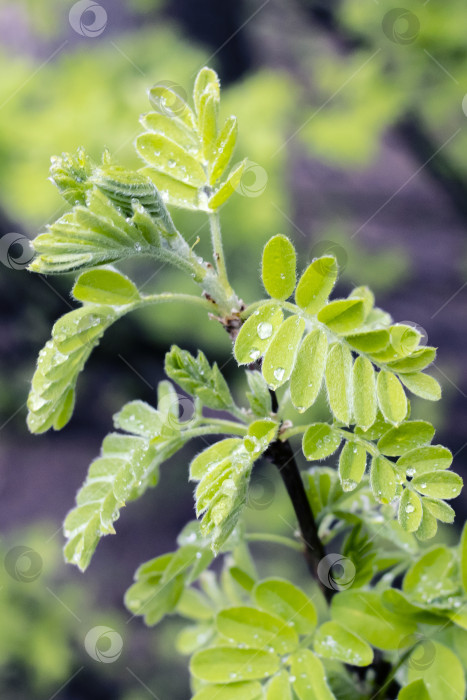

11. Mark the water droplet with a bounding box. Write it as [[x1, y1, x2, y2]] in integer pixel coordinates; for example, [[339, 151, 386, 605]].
[[249, 349, 260, 360], [405, 504, 415, 513], [134, 242, 142, 252], [406, 468, 415, 477], [257, 321, 273, 340], [274, 367, 285, 382]]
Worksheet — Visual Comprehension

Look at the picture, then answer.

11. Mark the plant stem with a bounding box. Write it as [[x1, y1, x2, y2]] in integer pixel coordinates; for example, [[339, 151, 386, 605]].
[[265, 434, 330, 599], [198, 418, 248, 434], [141, 292, 218, 314], [245, 533, 304, 551], [209, 211, 233, 296]]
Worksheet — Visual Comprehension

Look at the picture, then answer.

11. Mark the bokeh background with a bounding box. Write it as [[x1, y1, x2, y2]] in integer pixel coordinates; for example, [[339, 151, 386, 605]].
[[1, 0, 467, 697]]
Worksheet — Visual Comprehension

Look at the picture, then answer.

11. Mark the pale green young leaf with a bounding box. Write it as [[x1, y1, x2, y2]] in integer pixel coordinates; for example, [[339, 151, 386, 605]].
[[114, 400, 162, 438], [370, 455, 397, 504], [234, 303, 283, 365], [199, 93, 218, 163], [422, 498, 455, 523], [246, 371, 272, 417], [411, 471, 463, 499], [176, 588, 214, 622], [387, 347, 436, 373], [302, 423, 342, 461], [399, 372, 442, 401], [165, 346, 233, 410], [136, 133, 206, 188], [193, 67, 220, 114], [176, 622, 214, 655], [142, 167, 200, 210], [317, 298, 365, 334], [415, 501, 438, 540], [140, 111, 198, 153], [244, 419, 278, 456], [376, 370, 407, 425], [407, 642, 465, 700], [331, 591, 416, 650], [208, 160, 246, 210], [72, 268, 140, 305], [290, 329, 328, 412], [398, 489, 423, 533], [398, 680, 431, 700], [266, 671, 292, 700], [325, 343, 353, 424], [313, 621, 373, 666], [216, 606, 299, 655], [190, 439, 243, 480], [396, 445, 452, 475], [209, 116, 237, 185], [339, 442, 367, 492], [403, 546, 458, 603], [27, 305, 120, 434], [261, 234, 296, 300], [349, 285, 374, 317], [190, 647, 279, 683], [192, 682, 263, 700], [377, 421, 435, 456], [252, 578, 317, 635], [148, 84, 196, 129], [295, 256, 338, 314], [289, 650, 337, 700], [262, 315, 305, 389], [352, 356, 377, 430], [346, 328, 390, 353]]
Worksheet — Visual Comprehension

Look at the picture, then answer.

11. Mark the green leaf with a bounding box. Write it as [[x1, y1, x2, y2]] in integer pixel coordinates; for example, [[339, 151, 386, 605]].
[[192, 682, 263, 700], [289, 650, 337, 700], [165, 346, 233, 410], [325, 343, 353, 424], [318, 299, 365, 335], [415, 500, 438, 541], [136, 132, 206, 188], [244, 419, 278, 455], [407, 642, 465, 700], [403, 546, 458, 603], [246, 371, 272, 417], [209, 116, 237, 185], [27, 305, 120, 433], [411, 471, 463, 499], [398, 489, 423, 533], [148, 83, 195, 129], [422, 498, 455, 524], [387, 347, 436, 373], [339, 442, 367, 492], [313, 621, 373, 666], [234, 303, 283, 365], [72, 268, 140, 305], [190, 647, 279, 684], [262, 316, 305, 390], [396, 445, 452, 476], [376, 370, 407, 425], [370, 455, 397, 504], [252, 578, 317, 635], [266, 671, 292, 700], [262, 234, 296, 300], [193, 67, 220, 114], [331, 591, 416, 650], [125, 560, 185, 626], [377, 421, 435, 456], [295, 256, 338, 314], [399, 372, 441, 401], [114, 400, 162, 438], [176, 588, 213, 622], [352, 356, 377, 430], [346, 329, 390, 353], [302, 423, 342, 461], [398, 680, 431, 700], [190, 439, 243, 480], [176, 622, 214, 655], [290, 329, 328, 412], [208, 159, 246, 210], [216, 606, 298, 655]]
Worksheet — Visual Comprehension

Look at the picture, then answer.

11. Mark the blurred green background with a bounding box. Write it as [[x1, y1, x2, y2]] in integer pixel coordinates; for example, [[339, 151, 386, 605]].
[[1, 0, 467, 697]]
